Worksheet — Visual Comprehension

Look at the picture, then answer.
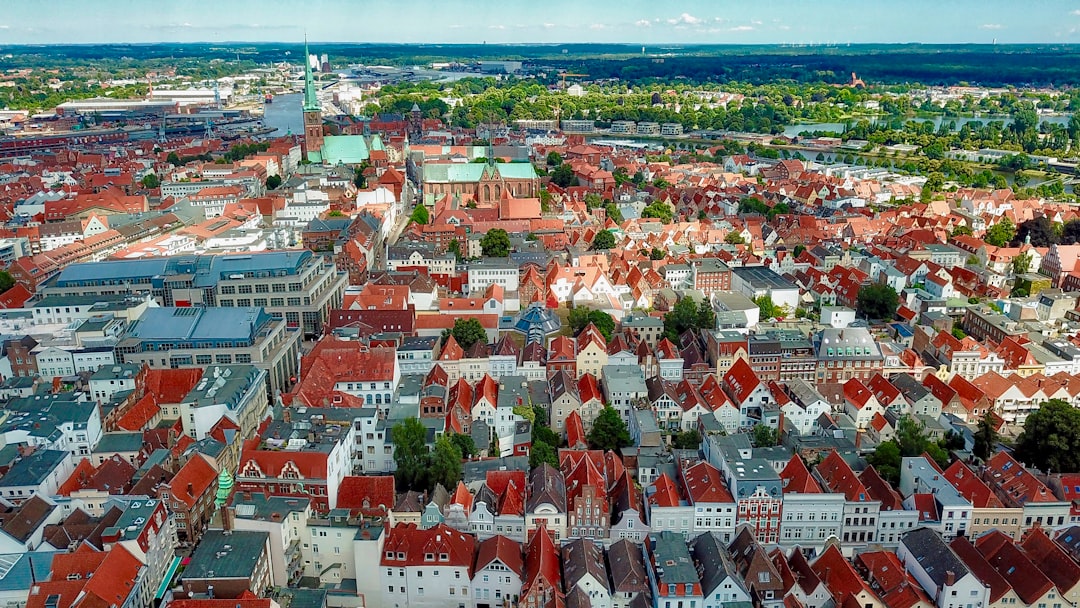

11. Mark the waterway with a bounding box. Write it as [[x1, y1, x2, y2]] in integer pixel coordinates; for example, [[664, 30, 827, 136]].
[[782, 114, 1073, 138], [262, 93, 304, 137]]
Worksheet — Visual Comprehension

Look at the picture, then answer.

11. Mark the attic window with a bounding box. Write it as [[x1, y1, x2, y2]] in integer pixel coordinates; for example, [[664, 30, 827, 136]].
[[440, 553, 449, 562]]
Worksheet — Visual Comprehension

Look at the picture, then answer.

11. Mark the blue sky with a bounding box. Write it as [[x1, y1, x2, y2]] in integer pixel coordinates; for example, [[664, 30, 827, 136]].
[[1, 0, 1076, 44]]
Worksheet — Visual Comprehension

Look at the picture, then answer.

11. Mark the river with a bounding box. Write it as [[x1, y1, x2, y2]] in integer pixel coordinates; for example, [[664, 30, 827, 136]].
[[782, 114, 1073, 138], [262, 93, 304, 137]]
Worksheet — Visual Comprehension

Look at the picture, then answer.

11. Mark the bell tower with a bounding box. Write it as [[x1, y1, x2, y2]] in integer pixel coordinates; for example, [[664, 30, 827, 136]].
[[302, 37, 324, 161]]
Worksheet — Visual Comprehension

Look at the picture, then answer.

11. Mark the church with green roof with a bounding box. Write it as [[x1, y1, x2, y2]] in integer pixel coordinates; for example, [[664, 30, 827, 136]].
[[301, 42, 383, 166]]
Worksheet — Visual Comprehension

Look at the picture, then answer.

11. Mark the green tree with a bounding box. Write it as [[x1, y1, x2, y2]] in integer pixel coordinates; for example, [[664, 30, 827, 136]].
[[448, 239, 463, 261], [985, 217, 1016, 247], [867, 440, 902, 485], [587, 406, 632, 451], [672, 430, 702, 450], [587, 311, 615, 342], [550, 164, 576, 188], [392, 418, 429, 492], [266, 174, 282, 190], [649, 247, 665, 260], [447, 433, 476, 459], [546, 151, 563, 166], [166, 151, 181, 166], [442, 318, 487, 350], [534, 424, 560, 448], [428, 435, 464, 491], [951, 225, 973, 237], [1011, 250, 1032, 275], [856, 284, 900, 321], [973, 409, 998, 461], [1015, 399, 1080, 473], [353, 166, 368, 189], [724, 232, 746, 245], [751, 424, 777, 448], [604, 202, 624, 224], [409, 204, 430, 226], [793, 244, 806, 257], [480, 228, 511, 257], [697, 299, 716, 330], [140, 173, 160, 189], [590, 229, 616, 250], [754, 295, 790, 320], [641, 201, 673, 223], [0, 271, 15, 293], [530, 441, 559, 469], [663, 296, 711, 341]]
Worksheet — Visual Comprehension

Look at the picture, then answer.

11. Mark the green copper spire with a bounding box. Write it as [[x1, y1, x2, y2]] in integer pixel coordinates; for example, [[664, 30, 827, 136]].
[[303, 37, 320, 113], [214, 468, 234, 509]]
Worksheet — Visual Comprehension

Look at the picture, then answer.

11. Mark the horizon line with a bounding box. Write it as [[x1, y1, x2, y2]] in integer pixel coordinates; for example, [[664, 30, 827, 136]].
[[0, 41, 1057, 48]]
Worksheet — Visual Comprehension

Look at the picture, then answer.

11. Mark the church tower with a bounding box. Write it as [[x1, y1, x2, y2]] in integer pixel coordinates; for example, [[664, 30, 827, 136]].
[[302, 38, 324, 161]]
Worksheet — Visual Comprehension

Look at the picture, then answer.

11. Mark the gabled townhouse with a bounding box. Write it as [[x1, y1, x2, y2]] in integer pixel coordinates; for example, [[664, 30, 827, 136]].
[[563, 538, 612, 608], [772, 548, 832, 608], [563, 451, 610, 541], [1020, 527, 1080, 608], [692, 532, 752, 608], [942, 460, 1022, 540], [811, 544, 884, 608], [550, 370, 583, 435], [844, 377, 885, 429], [855, 550, 935, 608], [526, 464, 568, 541], [973, 530, 1062, 608], [682, 461, 737, 542], [699, 375, 741, 434], [890, 374, 944, 418], [521, 525, 564, 608], [722, 358, 774, 429], [814, 450, 880, 546], [948, 535, 1021, 608], [576, 323, 610, 379], [608, 539, 651, 608], [778, 455, 844, 548], [778, 379, 832, 436], [602, 364, 649, 424], [647, 472, 695, 539], [728, 527, 784, 608], [981, 451, 1070, 530], [648, 530, 704, 608], [473, 535, 523, 608], [899, 456, 973, 541], [609, 472, 650, 544], [860, 465, 921, 547], [380, 522, 476, 608], [897, 527, 988, 608]]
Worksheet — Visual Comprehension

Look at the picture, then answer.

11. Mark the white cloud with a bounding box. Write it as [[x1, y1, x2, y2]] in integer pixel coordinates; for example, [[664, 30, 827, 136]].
[[542, 22, 556, 29], [667, 12, 702, 25], [751, 19, 763, 25], [635, 19, 652, 27], [590, 23, 606, 30], [488, 24, 505, 30], [1072, 9, 1080, 15], [980, 23, 1003, 29], [729, 25, 754, 32], [0, 25, 9, 30], [777, 24, 791, 30]]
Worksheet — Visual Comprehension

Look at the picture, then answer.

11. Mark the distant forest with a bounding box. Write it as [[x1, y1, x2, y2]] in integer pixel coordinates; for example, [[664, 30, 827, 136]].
[[4, 43, 1080, 87]]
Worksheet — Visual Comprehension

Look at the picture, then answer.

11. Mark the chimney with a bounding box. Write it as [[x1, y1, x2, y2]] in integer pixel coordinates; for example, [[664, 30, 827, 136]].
[[283, 408, 292, 423], [854, 429, 862, 450], [945, 571, 956, 586], [187, 483, 194, 496]]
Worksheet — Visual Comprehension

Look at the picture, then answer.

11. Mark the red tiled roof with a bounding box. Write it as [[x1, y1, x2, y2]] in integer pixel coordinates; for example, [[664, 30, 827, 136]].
[[856, 551, 932, 608], [942, 461, 1003, 508], [115, 393, 160, 432], [949, 536, 1012, 604], [812, 544, 877, 605], [337, 475, 395, 517], [475, 534, 523, 576], [168, 453, 217, 509], [381, 522, 476, 571], [648, 473, 683, 508], [682, 461, 733, 504], [1021, 527, 1080, 596], [144, 368, 204, 404], [815, 450, 870, 502], [722, 358, 761, 404], [780, 455, 822, 494]]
